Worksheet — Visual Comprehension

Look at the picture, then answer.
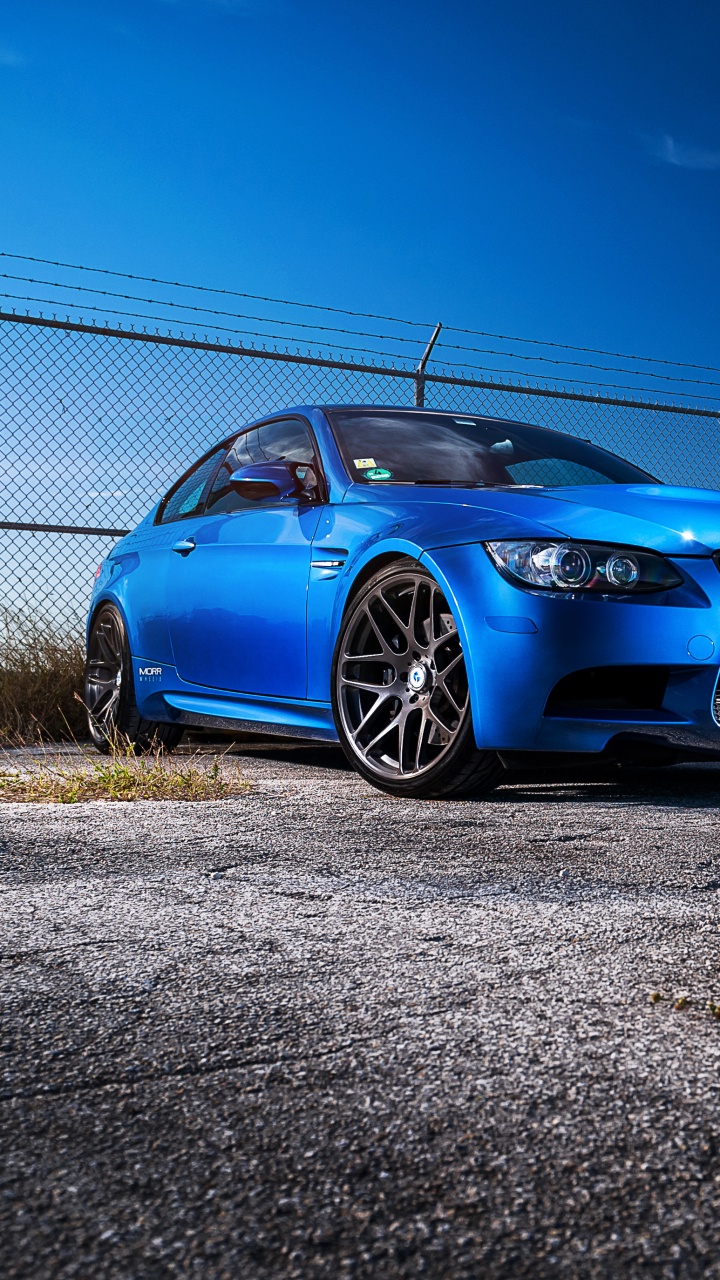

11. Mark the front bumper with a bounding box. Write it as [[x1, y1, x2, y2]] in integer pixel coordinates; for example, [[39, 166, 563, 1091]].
[[425, 545, 720, 755]]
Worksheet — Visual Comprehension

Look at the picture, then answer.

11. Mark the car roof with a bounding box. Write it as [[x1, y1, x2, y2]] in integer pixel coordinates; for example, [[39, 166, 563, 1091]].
[[315, 404, 510, 416], [241, 403, 535, 426]]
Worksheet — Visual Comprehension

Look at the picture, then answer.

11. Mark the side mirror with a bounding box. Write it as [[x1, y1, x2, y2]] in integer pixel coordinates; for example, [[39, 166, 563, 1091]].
[[228, 460, 302, 502]]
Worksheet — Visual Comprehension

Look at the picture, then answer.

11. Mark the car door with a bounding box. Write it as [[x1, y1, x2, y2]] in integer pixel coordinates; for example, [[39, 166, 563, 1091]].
[[165, 418, 324, 698], [121, 443, 228, 664]]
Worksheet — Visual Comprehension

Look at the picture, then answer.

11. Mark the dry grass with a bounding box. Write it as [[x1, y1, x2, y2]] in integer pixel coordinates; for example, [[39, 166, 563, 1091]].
[[0, 611, 86, 745], [0, 613, 250, 802], [0, 743, 250, 804]]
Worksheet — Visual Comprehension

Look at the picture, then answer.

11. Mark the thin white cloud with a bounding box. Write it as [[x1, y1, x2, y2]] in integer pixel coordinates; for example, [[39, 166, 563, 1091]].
[[649, 133, 720, 172], [0, 45, 26, 68]]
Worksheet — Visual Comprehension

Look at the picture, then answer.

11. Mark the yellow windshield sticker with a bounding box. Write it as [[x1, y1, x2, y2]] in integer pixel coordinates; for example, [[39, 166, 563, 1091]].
[[353, 457, 376, 469]]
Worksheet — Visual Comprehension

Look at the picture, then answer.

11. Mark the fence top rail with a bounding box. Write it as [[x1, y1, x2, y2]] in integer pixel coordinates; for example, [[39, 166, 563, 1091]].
[[0, 521, 131, 536], [1, 309, 719, 420]]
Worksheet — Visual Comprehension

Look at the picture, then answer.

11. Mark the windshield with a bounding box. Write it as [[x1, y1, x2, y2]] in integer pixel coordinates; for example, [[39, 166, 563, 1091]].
[[327, 409, 656, 488]]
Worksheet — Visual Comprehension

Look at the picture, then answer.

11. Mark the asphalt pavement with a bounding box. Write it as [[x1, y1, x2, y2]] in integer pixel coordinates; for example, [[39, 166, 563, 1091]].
[[2, 741, 720, 1278]]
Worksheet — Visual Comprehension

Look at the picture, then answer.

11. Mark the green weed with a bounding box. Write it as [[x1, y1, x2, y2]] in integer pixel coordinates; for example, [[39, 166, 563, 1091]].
[[0, 740, 248, 804]]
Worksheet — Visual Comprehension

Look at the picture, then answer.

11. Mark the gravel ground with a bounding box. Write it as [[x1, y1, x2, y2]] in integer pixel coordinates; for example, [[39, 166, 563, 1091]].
[[2, 741, 720, 1279]]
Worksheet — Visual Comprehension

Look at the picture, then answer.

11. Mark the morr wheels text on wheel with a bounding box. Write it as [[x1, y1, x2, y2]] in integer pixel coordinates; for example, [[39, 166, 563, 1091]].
[[331, 560, 504, 798], [85, 604, 183, 754]]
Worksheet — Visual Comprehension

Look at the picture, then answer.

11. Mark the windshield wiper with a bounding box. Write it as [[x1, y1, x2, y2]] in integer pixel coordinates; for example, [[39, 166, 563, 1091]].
[[410, 479, 489, 487], [380, 480, 545, 489]]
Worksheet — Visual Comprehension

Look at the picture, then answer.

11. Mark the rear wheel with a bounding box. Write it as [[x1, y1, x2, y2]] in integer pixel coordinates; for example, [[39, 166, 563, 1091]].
[[331, 560, 504, 798], [85, 604, 183, 754]]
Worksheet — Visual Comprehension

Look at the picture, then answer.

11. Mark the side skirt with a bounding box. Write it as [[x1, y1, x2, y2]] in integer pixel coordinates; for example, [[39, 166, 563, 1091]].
[[162, 692, 339, 743]]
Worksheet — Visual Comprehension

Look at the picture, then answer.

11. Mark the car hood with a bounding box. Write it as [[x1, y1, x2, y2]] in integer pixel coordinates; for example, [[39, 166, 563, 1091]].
[[494, 484, 720, 555], [359, 483, 720, 556]]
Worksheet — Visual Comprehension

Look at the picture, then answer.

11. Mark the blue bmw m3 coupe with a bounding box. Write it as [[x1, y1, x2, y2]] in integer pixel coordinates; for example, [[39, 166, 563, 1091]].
[[85, 406, 720, 797]]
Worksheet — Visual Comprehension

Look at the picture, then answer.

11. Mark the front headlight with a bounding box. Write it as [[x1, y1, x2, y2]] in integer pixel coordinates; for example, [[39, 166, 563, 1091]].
[[484, 540, 683, 593]]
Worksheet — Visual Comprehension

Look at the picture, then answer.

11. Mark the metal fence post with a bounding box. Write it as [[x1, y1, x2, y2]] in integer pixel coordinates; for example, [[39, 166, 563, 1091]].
[[414, 322, 442, 407]]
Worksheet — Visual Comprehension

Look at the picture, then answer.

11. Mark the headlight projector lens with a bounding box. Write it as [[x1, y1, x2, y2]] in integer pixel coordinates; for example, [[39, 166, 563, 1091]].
[[485, 539, 683, 593], [551, 544, 592, 588], [606, 552, 640, 588]]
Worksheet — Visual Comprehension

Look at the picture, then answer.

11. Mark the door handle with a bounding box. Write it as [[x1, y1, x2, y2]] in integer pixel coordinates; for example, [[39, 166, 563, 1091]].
[[172, 537, 196, 555]]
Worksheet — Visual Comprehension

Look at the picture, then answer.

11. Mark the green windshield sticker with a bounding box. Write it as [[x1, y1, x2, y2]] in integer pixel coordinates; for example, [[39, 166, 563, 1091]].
[[364, 467, 393, 481]]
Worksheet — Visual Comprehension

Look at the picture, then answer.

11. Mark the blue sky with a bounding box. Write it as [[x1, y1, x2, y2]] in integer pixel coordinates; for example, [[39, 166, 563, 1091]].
[[0, 0, 719, 372]]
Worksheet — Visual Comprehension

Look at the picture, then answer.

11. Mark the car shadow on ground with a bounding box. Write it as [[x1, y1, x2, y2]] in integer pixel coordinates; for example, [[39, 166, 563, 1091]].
[[218, 737, 353, 772], [205, 734, 720, 809], [498, 763, 720, 807]]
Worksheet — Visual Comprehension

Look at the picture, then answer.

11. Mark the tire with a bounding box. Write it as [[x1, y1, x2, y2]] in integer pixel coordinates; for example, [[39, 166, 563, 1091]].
[[85, 604, 183, 754], [331, 559, 504, 799]]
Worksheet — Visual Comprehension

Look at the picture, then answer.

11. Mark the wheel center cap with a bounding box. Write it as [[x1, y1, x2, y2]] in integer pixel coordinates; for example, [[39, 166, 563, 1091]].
[[408, 663, 428, 692]]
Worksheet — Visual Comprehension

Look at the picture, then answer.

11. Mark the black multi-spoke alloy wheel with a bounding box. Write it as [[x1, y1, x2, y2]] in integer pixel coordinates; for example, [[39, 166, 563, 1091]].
[[85, 604, 183, 754], [332, 560, 504, 798]]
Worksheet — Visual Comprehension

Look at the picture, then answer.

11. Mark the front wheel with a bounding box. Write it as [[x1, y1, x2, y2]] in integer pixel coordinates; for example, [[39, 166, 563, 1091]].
[[331, 560, 504, 799], [85, 604, 183, 754]]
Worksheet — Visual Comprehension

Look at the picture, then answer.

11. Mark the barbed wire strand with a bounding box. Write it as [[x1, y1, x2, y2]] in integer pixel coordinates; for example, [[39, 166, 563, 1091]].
[[0, 250, 715, 378], [2, 287, 718, 395], [1, 270, 717, 390], [2, 296, 718, 406], [0, 271, 428, 349], [0, 252, 433, 329]]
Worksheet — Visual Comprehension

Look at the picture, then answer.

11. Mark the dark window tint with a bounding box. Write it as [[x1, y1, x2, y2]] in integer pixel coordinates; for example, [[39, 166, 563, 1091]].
[[327, 410, 656, 488], [506, 458, 615, 486], [205, 419, 318, 516], [158, 447, 224, 524]]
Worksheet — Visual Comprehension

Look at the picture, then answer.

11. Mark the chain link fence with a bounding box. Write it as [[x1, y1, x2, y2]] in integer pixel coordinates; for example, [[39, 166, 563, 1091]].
[[1, 310, 719, 633]]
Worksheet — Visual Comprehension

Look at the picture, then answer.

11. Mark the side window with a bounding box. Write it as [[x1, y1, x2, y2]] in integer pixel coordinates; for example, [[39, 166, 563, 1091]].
[[158, 447, 224, 524], [247, 419, 317, 467], [204, 419, 318, 517]]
